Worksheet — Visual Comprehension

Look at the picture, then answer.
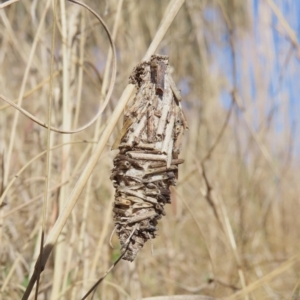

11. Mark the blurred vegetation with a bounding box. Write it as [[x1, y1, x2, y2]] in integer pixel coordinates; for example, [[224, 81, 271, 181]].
[[0, 0, 300, 299]]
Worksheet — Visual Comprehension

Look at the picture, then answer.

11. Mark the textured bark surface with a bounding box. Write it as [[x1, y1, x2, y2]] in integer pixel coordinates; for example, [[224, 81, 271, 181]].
[[111, 55, 188, 261]]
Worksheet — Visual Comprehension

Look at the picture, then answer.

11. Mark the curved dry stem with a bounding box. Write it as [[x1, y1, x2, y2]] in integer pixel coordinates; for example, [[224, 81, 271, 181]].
[[0, 0, 21, 9], [81, 251, 125, 300], [0, 0, 117, 135]]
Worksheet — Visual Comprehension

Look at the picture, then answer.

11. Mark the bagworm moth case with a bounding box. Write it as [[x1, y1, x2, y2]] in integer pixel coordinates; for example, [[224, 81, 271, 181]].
[[111, 55, 188, 261]]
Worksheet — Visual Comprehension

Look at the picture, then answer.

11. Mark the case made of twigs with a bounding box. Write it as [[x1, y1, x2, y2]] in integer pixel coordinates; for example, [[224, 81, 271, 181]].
[[111, 54, 188, 261]]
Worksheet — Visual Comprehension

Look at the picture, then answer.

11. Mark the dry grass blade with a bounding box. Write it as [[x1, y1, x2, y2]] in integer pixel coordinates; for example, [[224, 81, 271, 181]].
[[89, 0, 125, 281], [81, 251, 126, 300], [226, 255, 300, 299], [35, 0, 57, 297], [265, 0, 300, 51], [76, 0, 124, 295], [143, 0, 185, 61]]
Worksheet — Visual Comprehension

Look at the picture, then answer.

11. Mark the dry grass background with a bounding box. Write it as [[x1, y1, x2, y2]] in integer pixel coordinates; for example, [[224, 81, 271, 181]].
[[0, 0, 300, 299]]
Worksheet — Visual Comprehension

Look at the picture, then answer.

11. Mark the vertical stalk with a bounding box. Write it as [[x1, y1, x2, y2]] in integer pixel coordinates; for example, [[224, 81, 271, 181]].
[[51, 0, 71, 299]]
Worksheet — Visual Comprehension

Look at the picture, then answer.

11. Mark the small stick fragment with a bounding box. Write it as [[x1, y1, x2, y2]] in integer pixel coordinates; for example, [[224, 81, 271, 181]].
[[173, 127, 184, 154], [167, 139, 173, 167], [112, 117, 134, 150], [142, 174, 170, 183], [123, 196, 145, 203], [115, 198, 131, 206], [148, 158, 184, 168], [114, 154, 144, 170], [180, 105, 189, 130], [123, 190, 158, 204], [167, 73, 182, 102], [156, 107, 169, 138], [147, 108, 155, 142], [127, 114, 147, 145], [127, 211, 157, 224], [127, 152, 167, 161], [124, 174, 144, 183], [118, 185, 144, 192], [162, 112, 175, 154], [135, 142, 156, 150], [151, 60, 166, 95], [145, 189, 159, 196], [143, 165, 177, 177], [156, 75, 173, 137], [123, 224, 139, 245], [125, 91, 144, 117], [109, 226, 118, 248], [132, 202, 153, 209]]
